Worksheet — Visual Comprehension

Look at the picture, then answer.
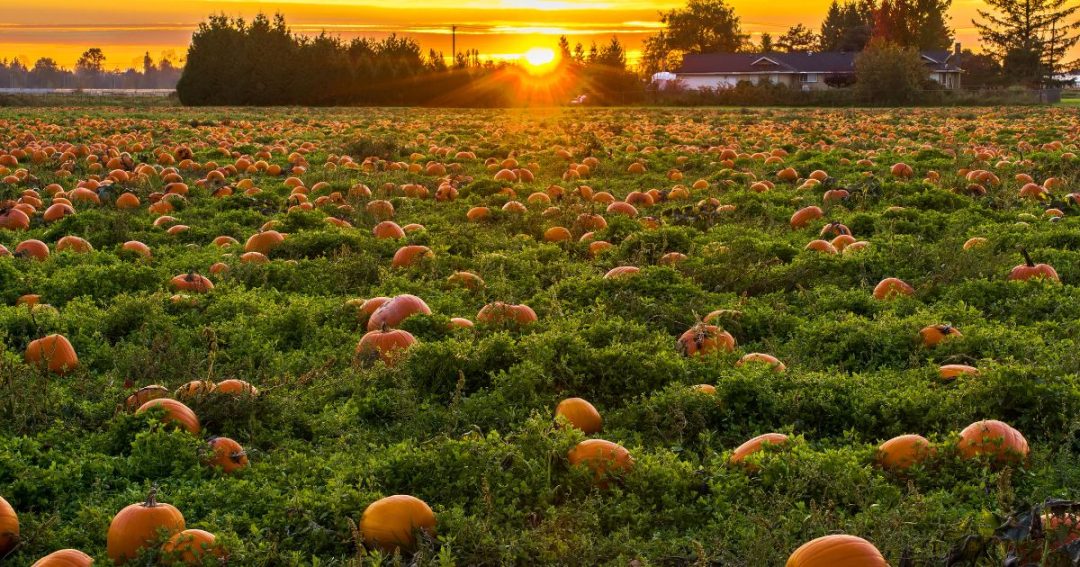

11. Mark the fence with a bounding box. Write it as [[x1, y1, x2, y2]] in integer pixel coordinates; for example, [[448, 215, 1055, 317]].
[[0, 89, 177, 107]]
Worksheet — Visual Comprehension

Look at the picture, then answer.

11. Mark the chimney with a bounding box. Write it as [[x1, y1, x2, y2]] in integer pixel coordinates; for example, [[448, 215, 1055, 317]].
[[954, 42, 961, 57]]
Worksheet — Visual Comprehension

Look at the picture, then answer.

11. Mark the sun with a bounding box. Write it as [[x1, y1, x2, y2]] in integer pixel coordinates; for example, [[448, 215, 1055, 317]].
[[522, 47, 558, 74]]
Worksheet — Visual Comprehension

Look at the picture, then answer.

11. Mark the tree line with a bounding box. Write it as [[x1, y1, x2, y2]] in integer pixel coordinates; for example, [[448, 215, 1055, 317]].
[[0, 50, 181, 90], [176, 13, 639, 106], [641, 0, 1078, 88]]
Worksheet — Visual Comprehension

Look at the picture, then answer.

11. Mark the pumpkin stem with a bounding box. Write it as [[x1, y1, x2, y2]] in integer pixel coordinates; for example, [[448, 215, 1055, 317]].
[[380, 322, 389, 333], [145, 485, 159, 508], [230, 450, 247, 463], [1019, 247, 1035, 267]]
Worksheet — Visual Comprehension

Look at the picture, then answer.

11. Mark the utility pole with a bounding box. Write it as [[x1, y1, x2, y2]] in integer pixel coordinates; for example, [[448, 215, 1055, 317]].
[[452, 25, 457, 62]]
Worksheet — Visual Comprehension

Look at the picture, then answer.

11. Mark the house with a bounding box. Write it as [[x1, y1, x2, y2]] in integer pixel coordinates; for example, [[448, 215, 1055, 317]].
[[673, 44, 963, 91]]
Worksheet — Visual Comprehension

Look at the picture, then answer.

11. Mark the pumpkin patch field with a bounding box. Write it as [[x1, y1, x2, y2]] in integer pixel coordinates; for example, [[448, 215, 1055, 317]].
[[1, 105, 1080, 565]]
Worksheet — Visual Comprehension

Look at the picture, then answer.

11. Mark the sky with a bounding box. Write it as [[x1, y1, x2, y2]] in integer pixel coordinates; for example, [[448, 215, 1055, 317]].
[[0, 0, 1070, 71]]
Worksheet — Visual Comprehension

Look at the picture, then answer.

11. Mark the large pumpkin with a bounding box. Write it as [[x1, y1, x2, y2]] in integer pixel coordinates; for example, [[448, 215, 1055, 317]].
[[919, 324, 961, 347], [206, 437, 249, 474], [877, 434, 933, 471], [357, 328, 417, 366], [169, 273, 213, 293], [957, 419, 1029, 464], [244, 230, 285, 254], [872, 278, 914, 300], [136, 399, 201, 434], [676, 324, 735, 356], [786, 534, 888, 566], [391, 245, 434, 268], [476, 302, 537, 326], [211, 379, 258, 397], [567, 439, 633, 485], [162, 528, 225, 564], [124, 385, 169, 411], [555, 398, 602, 434], [31, 549, 94, 567], [25, 334, 79, 375], [1008, 248, 1060, 282], [367, 294, 431, 331], [107, 488, 186, 565], [360, 495, 436, 553], [0, 495, 18, 556]]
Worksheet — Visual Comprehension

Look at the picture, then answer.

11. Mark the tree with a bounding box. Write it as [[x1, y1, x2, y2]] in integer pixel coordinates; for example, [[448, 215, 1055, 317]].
[[820, 0, 876, 51], [657, 0, 749, 54], [777, 24, 819, 52], [873, 0, 953, 50], [974, 0, 1080, 85], [30, 58, 63, 88], [76, 48, 106, 74], [759, 33, 775, 52], [854, 39, 930, 104], [958, 49, 1004, 87]]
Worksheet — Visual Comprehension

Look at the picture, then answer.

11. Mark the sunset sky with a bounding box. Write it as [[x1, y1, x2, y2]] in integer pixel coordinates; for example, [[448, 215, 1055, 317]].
[[0, 0, 1066, 71]]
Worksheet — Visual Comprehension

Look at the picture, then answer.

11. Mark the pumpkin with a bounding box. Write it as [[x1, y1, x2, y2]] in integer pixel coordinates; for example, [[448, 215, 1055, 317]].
[[169, 272, 213, 293], [919, 324, 961, 347], [730, 433, 788, 467], [373, 221, 406, 239], [120, 240, 151, 260], [15, 239, 50, 261], [877, 434, 933, 471], [136, 399, 201, 434], [963, 237, 988, 250], [106, 487, 186, 565], [805, 239, 837, 254], [476, 302, 537, 326], [692, 384, 717, 394], [872, 278, 914, 300], [736, 353, 786, 372], [357, 327, 417, 366], [786, 534, 887, 567], [125, 385, 169, 411], [544, 227, 572, 242], [244, 230, 285, 254], [1008, 248, 1060, 282], [0, 207, 31, 230], [367, 294, 432, 331], [31, 549, 94, 567], [676, 324, 735, 356], [162, 529, 225, 564], [205, 437, 249, 474], [890, 162, 914, 177], [360, 495, 437, 553], [447, 271, 485, 290], [604, 266, 640, 279], [567, 439, 633, 485], [449, 317, 474, 329], [0, 495, 18, 557], [1017, 513, 1080, 564], [212, 379, 258, 396], [957, 419, 1029, 464], [555, 398, 602, 434], [25, 334, 78, 374], [939, 364, 978, 379], [392, 245, 434, 268], [175, 380, 214, 400], [790, 206, 823, 229]]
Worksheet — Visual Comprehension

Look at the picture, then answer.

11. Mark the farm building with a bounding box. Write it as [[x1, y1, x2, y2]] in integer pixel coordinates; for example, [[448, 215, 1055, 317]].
[[673, 45, 963, 91]]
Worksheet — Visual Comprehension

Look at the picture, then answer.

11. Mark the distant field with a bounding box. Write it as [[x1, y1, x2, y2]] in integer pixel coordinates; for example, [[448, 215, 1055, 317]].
[[1, 106, 1079, 565]]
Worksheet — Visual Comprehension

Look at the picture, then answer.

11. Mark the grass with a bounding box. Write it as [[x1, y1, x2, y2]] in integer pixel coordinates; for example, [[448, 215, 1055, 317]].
[[0, 105, 1078, 565]]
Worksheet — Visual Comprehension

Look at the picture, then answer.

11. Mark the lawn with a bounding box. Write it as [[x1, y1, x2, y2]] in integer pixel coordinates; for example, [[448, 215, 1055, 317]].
[[1, 105, 1079, 565]]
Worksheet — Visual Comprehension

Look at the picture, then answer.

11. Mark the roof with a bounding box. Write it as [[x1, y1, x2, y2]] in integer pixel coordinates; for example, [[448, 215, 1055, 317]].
[[676, 51, 961, 75]]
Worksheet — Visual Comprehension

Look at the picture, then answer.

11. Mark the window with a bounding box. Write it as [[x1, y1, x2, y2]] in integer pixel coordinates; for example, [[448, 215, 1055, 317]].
[[800, 73, 819, 83]]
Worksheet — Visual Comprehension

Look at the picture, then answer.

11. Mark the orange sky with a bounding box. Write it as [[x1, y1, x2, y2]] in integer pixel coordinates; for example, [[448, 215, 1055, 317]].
[[0, 0, 1071, 71]]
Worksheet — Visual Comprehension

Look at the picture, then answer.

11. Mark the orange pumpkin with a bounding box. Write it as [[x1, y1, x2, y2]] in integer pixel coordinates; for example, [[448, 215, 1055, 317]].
[[447, 271, 485, 290], [136, 398, 201, 434], [567, 439, 634, 485], [25, 334, 79, 374], [357, 328, 417, 366], [676, 324, 735, 356], [367, 294, 432, 331], [391, 245, 434, 268], [877, 434, 933, 471], [15, 239, 50, 261], [1008, 248, 1059, 282], [872, 278, 914, 300], [786, 534, 888, 567], [120, 240, 151, 260], [736, 353, 786, 372], [919, 324, 961, 347], [604, 266, 640, 279], [555, 398, 602, 434], [957, 419, 1029, 464], [360, 495, 436, 553], [0, 495, 18, 557], [124, 385, 169, 411], [938, 364, 979, 379], [31, 549, 94, 567], [206, 437, 249, 474], [244, 230, 285, 254], [790, 206, 823, 229], [476, 302, 537, 326], [162, 529, 225, 565], [175, 380, 214, 400], [730, 433, 789, 467], [107, 487, 186, 565], [212, 379, 259, 397], [169, 273, 213, 293], [373, 221, 406, 239]]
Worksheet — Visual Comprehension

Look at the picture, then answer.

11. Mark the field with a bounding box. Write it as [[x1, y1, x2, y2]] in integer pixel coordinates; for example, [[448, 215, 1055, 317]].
[[1, 105, 1079, 566]]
